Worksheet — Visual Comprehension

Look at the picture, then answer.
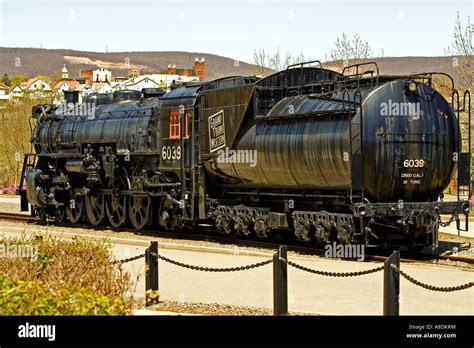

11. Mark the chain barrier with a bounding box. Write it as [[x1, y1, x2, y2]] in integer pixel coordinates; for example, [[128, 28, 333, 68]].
[[112, 253, 146, 265], [111, 248, 473, 293], [391, 264, 474, 292], [287, 260, 384, 277], [152, 252, 272, 272]]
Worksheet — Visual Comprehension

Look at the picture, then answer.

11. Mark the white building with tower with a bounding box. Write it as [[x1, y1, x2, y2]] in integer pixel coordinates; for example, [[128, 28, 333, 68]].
[[93, 68, 112, 83], [61, 65, 69, 79]]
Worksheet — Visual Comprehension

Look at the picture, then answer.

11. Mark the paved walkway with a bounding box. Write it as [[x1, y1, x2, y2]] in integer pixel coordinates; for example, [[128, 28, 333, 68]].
[[0, 195, 20, 204], [0, 223, 472, 315]]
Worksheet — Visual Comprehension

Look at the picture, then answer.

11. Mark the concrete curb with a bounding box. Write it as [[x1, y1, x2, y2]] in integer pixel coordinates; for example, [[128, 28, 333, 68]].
[[133, 309, 202, 316]]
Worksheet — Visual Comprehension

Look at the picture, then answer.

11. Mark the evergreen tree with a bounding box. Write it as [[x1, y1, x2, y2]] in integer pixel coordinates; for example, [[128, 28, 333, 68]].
[[1, 73, 10, 86]]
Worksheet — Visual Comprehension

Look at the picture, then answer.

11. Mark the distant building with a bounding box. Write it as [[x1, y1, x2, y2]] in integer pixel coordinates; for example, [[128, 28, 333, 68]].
[[8, 85, 23, 98], [167, 65, 177, 75], [93, 68, 112, 83], [110, 81, 122, 90], [167, 65, 190, 76], [61, 64, 69, 79], [54, 80, 78, 92], [120, 76, 160, 91], [92, 82, 113, 94], [20, 77, 52, 98], [78, 69, 93, 86], [54, 80, 79, 103], [22, 77, 52, 92], [52, 59, 206, 104], [112, 76, 130, 83], [194, 57, 206, 81], [116, 73, 198, 91], [128, 69, 140, 78], [0, 83, 10, 105], [167, 57, 206, 81], [75, 84, 93, 103], [63, 83, 94, 105]]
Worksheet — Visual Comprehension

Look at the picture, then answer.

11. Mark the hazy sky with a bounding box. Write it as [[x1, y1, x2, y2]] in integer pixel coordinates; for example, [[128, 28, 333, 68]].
[[0, 0, 472, 63]]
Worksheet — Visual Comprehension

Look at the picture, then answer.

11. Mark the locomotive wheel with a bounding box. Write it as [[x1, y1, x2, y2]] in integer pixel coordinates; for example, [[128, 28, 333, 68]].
[[106, 194, 127, 228], [55, 206, 66, 223], [85, 194, 105, 226], [128, 195, 151, 230], [66, 195, 84, 224]]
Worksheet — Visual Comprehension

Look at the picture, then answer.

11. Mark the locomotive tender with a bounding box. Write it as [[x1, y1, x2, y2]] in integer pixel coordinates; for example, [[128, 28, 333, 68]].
[[19, 61, 472, 250]]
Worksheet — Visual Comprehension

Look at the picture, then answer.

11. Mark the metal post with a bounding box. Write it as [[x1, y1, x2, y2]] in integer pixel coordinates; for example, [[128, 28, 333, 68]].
[[145, 241, 159, 305], [19, 189, 29, 211], [273, 245, 288, 316], [383, 250, 400, 316]]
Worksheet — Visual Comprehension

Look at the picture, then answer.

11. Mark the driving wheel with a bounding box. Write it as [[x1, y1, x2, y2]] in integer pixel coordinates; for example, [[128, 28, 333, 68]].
[[85, 194, 105, 226], [128, 195, 151, 230], [66, 195, 83, 224]]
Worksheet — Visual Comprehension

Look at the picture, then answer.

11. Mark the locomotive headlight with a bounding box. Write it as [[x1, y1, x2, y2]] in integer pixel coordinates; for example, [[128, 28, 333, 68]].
[[406, 81, 417, 93]]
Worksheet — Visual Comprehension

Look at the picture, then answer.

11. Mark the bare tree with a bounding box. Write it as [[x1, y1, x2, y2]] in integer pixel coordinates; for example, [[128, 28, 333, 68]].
[[329, 33, 373, 72], [0, 96, 54, 186], [446, 12, 473, 91], [251, 48, 309, 76], [252, 49, 270, 76], [443, 12, 473, 162]]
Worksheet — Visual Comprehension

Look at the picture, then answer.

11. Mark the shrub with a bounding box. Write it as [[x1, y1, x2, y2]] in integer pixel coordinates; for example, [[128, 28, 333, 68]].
[[1, 185, 17, 194], [0, 234, 134, 315], [0, 275, 128, 315]]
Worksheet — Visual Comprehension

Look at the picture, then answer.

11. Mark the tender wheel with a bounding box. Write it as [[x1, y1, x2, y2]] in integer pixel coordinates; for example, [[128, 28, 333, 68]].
[[106, 194, 127, 228], [66, 195, 84, 224], [85, 194, 105, 226], [128, 195, 151, 230]]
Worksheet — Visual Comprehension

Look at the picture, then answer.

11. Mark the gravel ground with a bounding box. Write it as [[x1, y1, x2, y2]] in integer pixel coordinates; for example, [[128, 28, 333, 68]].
[[435, 233, 474, 258], [145, 300, 314, 316], [431, 259, 474, 270]]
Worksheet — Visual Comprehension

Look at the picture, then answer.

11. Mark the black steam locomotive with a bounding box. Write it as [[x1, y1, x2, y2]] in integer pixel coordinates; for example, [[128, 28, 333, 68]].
[[19, 61, 472, 250]]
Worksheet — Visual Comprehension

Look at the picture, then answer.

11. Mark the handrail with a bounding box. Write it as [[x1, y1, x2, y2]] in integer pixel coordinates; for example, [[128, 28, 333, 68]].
[[285, 60, 323, 96], [342, 61, 380, 90], [286, 59, 323, 71], [397, 72, 455, 95], [350, 89, 364, 203], [342, 61, 380, 77], [453, 90, 472, 203]]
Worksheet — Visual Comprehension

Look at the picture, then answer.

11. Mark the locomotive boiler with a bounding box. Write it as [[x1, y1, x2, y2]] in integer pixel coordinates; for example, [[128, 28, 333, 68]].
[[19, 61, 471, 250]]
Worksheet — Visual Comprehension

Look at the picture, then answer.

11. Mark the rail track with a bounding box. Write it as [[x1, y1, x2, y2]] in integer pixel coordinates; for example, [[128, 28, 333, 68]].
[[0, 212, 37, 223], [0, 211, 473, 267]]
